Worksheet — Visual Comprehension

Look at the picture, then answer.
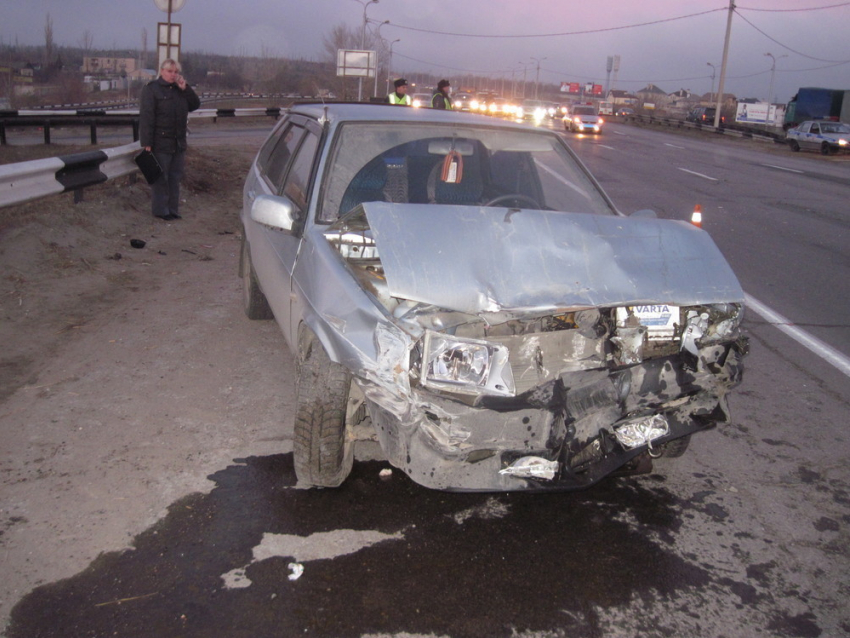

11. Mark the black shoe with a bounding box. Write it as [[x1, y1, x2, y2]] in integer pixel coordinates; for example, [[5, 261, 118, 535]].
[[155, 215, 171, 220], [170, 213, 182, 220]]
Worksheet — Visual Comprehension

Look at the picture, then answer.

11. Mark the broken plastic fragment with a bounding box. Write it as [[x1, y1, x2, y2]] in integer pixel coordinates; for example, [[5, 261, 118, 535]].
[[613, 414, 669, 449], [680, 310, 709, 356], [287, 563, 304, 581], [499, 456, 558, 480]]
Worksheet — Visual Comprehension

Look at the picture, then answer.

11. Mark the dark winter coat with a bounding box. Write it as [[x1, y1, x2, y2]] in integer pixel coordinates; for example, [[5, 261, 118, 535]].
[[139, 77, 201, 153]]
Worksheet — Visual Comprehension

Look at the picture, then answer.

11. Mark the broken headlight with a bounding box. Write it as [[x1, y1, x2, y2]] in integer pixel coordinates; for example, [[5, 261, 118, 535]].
[[421, 330, 515, 397]]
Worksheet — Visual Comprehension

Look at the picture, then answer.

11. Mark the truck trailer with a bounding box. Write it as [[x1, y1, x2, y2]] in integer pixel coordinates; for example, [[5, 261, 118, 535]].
[[784, 87, 850, 128]]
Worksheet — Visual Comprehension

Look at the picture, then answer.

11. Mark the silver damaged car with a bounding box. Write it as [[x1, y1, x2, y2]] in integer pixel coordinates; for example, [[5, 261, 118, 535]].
[[240, 103, 748, 492]]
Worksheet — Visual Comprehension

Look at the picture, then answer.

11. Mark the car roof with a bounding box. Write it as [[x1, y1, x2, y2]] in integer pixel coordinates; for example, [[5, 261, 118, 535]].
[[287, 102, 540, 131]]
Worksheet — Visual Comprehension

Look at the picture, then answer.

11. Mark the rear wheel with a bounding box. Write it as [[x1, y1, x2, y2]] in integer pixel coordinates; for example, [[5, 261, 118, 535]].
[[293, 334, 355, 488], [788, 140, 800, 152], [240, 237, 274, 320]]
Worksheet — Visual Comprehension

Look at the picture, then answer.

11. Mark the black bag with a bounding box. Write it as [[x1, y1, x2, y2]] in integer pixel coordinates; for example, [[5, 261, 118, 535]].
[[134, 150, 163, 184]]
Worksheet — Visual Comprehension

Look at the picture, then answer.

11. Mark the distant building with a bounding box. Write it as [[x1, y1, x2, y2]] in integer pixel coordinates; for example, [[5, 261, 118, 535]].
[[81, 57, 138, 75]]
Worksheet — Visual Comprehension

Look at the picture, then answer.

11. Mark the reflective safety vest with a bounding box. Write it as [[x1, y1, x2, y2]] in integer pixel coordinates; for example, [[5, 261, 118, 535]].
[[388, 93, 411, 106], [431, 93, 453, 110]]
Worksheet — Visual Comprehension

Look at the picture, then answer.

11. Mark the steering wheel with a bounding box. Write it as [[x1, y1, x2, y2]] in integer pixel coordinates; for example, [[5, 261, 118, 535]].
[[484, 193, 541, 209]]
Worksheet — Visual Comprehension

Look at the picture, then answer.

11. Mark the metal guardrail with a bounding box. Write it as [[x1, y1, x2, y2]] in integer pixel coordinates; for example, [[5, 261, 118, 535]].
[[626, 113, 785, 143], [0, 141, 140, 208], [0, 107, 283, 145]]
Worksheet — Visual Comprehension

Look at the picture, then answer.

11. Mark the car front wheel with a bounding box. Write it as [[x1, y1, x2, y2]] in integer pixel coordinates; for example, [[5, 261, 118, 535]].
[[821, 141, 833, 155], [293, 333, 355, 488], [788, 140, 800, 152], [240, 236, 274, 320]]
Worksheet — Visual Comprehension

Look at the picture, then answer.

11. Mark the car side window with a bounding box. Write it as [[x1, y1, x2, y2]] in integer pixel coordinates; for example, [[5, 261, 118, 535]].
[[280, 131, 319, 213], [263, 124, 306, 191], [811, 124, 820, 134]]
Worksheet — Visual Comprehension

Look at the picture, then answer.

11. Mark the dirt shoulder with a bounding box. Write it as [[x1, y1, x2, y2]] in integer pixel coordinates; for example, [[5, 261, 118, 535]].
[[0, 132, 296, 632]]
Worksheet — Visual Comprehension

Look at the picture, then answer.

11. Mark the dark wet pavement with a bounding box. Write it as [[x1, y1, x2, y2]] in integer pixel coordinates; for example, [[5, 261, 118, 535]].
[[6, 454, 827, 638]]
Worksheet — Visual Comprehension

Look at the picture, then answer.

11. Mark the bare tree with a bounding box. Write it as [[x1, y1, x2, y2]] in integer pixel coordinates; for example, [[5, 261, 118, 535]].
[[79, 29, 94, 55]]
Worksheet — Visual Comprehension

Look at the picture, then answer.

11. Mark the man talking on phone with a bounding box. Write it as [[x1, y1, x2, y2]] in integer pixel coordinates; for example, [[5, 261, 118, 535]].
[[139, 59, 201, 221]]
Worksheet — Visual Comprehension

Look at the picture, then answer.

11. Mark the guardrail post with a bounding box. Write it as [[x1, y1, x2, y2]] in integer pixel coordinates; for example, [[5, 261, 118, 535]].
[[90, 123, 98, 145], [43, 122, 51, 144], [132, 120, 139, 141], [73, 188, 85, 204], [0, 122, 5, 145]]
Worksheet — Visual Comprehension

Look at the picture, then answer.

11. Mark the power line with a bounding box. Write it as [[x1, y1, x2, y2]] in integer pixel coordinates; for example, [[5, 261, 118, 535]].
[[389, 8, 726, 39], [734, 9, 850, 63], [737, 2, 850, 12]]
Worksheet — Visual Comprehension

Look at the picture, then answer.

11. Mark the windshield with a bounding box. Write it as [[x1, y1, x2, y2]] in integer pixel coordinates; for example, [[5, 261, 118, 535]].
[[573, 106, 596, 116], [821, 122, 850, 134], [318, 122, 617, 223]]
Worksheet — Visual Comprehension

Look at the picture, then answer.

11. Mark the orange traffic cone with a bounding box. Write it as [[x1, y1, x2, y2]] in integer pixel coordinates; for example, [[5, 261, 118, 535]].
[[690, 204, 703, 228]]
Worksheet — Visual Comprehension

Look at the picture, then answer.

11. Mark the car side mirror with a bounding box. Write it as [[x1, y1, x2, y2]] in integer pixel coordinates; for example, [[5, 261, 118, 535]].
[[251, 194, 300, 232], [630, 209, 657, 219]]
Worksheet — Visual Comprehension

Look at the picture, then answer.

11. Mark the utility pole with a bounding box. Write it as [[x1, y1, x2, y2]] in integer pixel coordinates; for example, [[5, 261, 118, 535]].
[[713, 0, 735, 127]]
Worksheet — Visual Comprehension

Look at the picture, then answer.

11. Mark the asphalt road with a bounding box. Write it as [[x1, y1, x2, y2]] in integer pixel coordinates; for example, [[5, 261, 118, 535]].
[[4, 118, 850, 638]]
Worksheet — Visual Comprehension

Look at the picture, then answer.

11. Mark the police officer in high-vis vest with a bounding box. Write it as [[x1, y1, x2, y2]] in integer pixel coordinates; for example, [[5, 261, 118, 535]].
[[387, 78, 412, 105], [432, 79, 453, 110]]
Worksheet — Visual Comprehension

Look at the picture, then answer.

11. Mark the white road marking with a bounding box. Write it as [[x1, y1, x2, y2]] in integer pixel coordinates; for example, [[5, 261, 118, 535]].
[[762, 164, 805, 174], [598, 144, 616, 150], [611, 130, 628, 136], [665, 143, 686, 149], [678, 168, 719, 181], [745, 293, 850, 379]]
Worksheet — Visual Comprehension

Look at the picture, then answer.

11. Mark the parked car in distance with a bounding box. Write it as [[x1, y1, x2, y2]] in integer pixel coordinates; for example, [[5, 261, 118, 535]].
[[686, 106, 725, 125], [240, 102, 748, 492], [786, 120, 850, 154], [616, 107, 635, 117], [565, 104, 603, 133]]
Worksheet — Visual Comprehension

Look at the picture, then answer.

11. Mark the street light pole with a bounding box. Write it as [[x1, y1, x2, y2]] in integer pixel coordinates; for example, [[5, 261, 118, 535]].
[[352, 0, 379, 102], [531, 57, 546, 100], [372, 19, 389, 98], [386, 38, 399, 96], [764, 52, 786, 105], [707, 62, 716, 102]]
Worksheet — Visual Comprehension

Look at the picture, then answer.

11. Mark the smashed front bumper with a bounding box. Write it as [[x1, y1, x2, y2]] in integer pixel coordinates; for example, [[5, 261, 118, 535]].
[[362, 335, 748, 492]]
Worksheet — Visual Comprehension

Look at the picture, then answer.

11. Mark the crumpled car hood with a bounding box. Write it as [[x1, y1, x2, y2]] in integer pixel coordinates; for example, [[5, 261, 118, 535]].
[[358, 201, 744, 314]]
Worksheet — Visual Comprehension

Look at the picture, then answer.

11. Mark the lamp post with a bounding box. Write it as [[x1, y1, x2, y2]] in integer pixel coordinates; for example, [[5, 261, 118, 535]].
[[531, 56, 546, 100], [518, 61, 531, 99], [707, 62, 716, 102], [764, 52, 787, 105], [352, 0, 379, 101], [385, 38, 400, 96], [372, 19, 389, 98]]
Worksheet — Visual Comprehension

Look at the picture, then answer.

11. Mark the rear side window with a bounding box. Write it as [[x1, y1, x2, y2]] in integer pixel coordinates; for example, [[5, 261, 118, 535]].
[[281, 132, 319, 213], [260, 124, 306, 191]]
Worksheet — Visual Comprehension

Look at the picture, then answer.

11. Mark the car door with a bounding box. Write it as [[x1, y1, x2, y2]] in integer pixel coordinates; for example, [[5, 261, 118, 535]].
[[247, 117, 322, 350], [801, 122, 818, 150]]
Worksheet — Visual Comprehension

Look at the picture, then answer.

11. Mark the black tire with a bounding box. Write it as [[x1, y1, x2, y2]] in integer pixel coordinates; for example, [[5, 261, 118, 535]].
[[293, 335, 354, 488], [821, 142, 832, 156], [240, 237, 274, 320], [788, 140, 800, 152], [661, 435, 691, 458]]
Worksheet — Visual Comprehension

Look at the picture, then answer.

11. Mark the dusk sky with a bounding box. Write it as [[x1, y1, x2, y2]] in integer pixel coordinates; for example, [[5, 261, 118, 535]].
[[2, 0, 849, 103]]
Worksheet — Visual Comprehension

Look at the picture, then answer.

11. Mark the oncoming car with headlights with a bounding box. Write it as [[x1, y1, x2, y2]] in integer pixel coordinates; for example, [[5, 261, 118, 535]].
[[566, 104, 603, 134], [240, 103, 748, 492]]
